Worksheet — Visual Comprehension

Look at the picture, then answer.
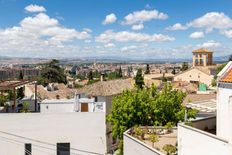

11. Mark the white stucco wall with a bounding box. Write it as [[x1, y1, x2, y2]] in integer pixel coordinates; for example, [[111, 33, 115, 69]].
[[40, 99, 76, 113], [217, 86, 232, 141], [174, 68, 213, 86], [191, 116, 216, 131], [40, 98, 106, 113], [178, 124, 230, 155], [0, 113, 106, 155], [124, 131, 164, 155]]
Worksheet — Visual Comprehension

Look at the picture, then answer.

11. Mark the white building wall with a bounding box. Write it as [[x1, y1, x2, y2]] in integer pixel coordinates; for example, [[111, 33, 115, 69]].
[[41, 98, 106, 113], [0, 113, 106, 155], [178, 124, 230, 155], [217, 86, 232, 140], [40, 99, 76, 113], [124, 132, 164, 155], [174, 68, 213, 86]]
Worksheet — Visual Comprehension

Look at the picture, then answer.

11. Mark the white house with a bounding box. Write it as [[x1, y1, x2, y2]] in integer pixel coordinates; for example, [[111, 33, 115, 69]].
[[178, 61, 232, 155], [0, 78, 134, 155], [174, 67, 214, 86], [0, 112, 106, 155]]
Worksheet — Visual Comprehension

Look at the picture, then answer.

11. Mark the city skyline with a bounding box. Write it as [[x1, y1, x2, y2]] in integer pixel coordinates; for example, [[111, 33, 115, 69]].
[[0, 0, 232, 59]]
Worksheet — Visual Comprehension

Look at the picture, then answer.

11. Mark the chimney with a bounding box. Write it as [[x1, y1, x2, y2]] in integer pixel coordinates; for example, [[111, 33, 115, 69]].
[[100, 73, 105, 82], [74, 92, 80, 112]]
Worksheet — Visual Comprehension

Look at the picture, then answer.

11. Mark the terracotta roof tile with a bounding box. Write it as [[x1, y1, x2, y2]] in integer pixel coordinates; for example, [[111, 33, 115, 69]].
[[77, 78, 134, 96], [192, 48, 212, 53], [220, 69, 232, 83]]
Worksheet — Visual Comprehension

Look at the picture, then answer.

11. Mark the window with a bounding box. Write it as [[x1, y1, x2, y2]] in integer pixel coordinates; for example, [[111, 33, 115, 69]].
[[25, 143, 31, 155], [57, 143, 70, 155]]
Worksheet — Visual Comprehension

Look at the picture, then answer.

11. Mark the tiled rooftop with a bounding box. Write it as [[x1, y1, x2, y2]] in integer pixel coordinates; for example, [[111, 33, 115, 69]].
[[192, 48, 212, 53], [220, 69, 232, 83]]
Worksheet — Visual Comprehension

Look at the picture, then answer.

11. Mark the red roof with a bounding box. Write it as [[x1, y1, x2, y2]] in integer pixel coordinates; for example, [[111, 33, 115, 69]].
[[220, 69, 232, 83]]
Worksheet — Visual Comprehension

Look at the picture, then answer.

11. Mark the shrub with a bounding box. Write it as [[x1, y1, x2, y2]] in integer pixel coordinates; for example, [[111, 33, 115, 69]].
[[163, 144, 176, 155], [149, 133, 159, 148]]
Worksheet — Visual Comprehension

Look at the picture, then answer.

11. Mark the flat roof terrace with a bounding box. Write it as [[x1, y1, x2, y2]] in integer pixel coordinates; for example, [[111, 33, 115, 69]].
[[126, 126, 177, 154]]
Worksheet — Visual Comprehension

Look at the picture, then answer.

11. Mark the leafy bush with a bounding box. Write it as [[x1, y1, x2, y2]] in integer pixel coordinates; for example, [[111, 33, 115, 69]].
[[20, 102, 30, 113], [107, 83, 196, 154], [163, 144, 176, 155], [149, 133, 159, 148]]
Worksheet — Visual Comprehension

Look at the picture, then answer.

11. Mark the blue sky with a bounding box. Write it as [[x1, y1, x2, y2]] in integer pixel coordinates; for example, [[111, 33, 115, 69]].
[[0, 0, 232, 59]]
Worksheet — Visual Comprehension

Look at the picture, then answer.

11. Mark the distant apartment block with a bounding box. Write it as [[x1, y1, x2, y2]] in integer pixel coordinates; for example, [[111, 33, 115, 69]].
[[0, 68, 40, 80]]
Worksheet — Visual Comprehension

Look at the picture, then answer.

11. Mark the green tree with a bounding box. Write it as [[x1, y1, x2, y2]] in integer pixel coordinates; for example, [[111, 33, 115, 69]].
[[171, 67, 176, 75], [20, 101, 30, 113], [118, 66, 123, 78], [135, 68, 144, 89], [145, 64, 150, 74], [17, 71, 24, 99], [7, 90, 14, 100], [37, 59, 67, 86], [181, 62, 189, 71], [106, 71, 120, 80], [88, 71, 93, 81], [93, 70, 101, 79], [0, 95, 7, 107], [19, 71, 24, 80], [211, 63, 227, 85], [107, 83, 195, 154], [163, 144, 176, 155], [211, 78, 217, 87], [229, 55, 232, 61]]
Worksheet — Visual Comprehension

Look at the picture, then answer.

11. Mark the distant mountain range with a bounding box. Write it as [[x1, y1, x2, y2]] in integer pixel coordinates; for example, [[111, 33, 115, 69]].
[[0, 55, 229, 65]]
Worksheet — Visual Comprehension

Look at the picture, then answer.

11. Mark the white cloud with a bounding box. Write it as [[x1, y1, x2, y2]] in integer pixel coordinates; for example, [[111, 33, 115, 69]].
[[0, 12, 91, 56], [166, 23, 188, 30], [84, 39, 92, 43], [132, 24, 144, 30], [19, 13, 90, 42], [25, 4, 46, 13], [102, 13, 117, 25], [189, 31, 204, 39], [166, 12, 232, 34], [221, 29, 232, 38], [122, 9, 168, 26], [104, 43, 115, 48], [83, 28, 92, 33], [95, 30, 174, 43], [198, 40, 221, 48], [121, 45, 137, 52], [187, 12, 232, 32]]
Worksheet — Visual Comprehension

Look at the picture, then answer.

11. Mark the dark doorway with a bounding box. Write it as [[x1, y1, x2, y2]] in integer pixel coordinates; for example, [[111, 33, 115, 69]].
[[57, 143, 70, 155]]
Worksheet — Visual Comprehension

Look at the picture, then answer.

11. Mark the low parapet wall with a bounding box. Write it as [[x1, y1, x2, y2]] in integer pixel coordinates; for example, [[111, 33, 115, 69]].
[[191, 116, 216, 131], [124, 129, 165, 155], [178, 123, 230, 155]]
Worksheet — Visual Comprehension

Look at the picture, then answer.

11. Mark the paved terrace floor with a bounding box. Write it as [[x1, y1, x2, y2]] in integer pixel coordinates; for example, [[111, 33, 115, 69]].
[[130, 127, 177, 154]]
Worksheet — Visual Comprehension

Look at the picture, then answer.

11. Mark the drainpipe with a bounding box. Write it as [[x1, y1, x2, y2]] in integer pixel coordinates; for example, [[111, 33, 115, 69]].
[[75, 92, 80, 112]]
